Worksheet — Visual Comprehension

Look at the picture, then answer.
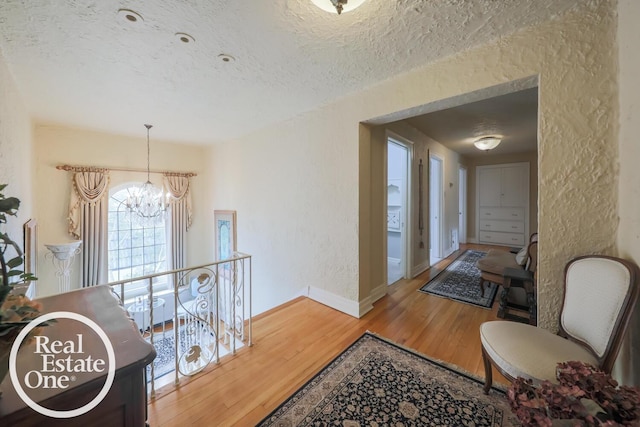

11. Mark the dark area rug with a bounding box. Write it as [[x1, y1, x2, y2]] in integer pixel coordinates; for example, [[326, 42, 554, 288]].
[[146, 332, 183, 380], [419, 249, 498, 309], [257, 332, 517, 426]]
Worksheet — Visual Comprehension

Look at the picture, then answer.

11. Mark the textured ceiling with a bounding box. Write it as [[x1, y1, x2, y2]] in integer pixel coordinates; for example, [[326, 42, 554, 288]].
[[0, 0, 579, 144], [407, 87, 538, 158]]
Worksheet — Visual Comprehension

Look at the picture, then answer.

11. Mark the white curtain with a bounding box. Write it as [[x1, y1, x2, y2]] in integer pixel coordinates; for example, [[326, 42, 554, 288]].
[[164, 175, 192, 272], [68, 170, 110, 287]]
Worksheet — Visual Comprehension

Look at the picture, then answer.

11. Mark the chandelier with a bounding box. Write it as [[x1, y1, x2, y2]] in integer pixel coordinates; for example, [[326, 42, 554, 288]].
[[310, 0, 367, 14], [125, 124, 166, 219]]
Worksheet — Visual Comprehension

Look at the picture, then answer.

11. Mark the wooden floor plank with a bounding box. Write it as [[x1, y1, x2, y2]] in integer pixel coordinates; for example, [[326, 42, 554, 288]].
[[148, 243, 511, 426]]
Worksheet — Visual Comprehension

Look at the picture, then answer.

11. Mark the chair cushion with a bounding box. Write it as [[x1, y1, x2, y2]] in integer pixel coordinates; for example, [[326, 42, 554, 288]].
[[476, 251, 521, 275], [515, 246, 528, 266], [480, 321, 598, 384]]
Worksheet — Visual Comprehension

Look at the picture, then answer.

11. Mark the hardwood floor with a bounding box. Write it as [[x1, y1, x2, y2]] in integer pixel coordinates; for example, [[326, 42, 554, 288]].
[[147, 244, 510, 426]]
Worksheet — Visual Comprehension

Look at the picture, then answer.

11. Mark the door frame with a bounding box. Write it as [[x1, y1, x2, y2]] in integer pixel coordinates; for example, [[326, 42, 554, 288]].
[[429, 153, 444, 261], [385, 132, 413, 282], [458, 164, 467, 245]]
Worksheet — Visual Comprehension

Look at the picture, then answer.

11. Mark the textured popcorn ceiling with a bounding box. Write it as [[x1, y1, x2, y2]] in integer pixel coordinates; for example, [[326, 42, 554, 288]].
[[0, 0, 580, 143]]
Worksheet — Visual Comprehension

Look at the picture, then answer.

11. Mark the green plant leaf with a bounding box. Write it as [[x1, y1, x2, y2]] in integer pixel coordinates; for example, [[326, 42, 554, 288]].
[[7, 270, 23, 277], [7, 256, 23, 268], [0, 197, 20, 214]]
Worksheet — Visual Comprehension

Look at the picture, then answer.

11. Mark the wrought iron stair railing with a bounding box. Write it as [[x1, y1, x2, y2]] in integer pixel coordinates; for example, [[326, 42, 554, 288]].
[[106, 252, 252, 398]]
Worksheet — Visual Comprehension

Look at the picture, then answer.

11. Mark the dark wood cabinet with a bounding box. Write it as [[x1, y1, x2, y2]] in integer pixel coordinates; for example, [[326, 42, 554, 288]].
[[0, 285, 156, 426]]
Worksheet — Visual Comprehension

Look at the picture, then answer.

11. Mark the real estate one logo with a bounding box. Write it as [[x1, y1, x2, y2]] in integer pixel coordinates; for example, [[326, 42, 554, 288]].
[[9, 311, 116, 419]]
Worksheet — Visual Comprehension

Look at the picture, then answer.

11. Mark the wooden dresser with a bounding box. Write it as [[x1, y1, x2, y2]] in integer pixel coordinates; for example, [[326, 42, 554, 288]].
[[0, 285, 156, 426]]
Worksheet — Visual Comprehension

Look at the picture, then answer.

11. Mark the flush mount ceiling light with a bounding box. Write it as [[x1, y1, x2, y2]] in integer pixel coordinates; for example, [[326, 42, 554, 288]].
[[474, 136, 502, 151], [310, 0, 367, 14]]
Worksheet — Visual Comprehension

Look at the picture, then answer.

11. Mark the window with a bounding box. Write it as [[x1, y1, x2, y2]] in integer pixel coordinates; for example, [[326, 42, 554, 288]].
[[108, 185, 168, 299]]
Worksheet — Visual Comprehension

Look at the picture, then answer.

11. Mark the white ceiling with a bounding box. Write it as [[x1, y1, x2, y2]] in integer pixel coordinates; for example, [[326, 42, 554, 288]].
[[0, 0, 578, 144]]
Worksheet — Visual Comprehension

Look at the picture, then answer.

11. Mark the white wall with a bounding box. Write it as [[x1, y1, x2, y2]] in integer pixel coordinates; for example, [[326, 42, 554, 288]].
[[34, 125, 211, 297], [207, 110, 360, 316], [0, 51, 34, 258], [616, 0, 640, 386]]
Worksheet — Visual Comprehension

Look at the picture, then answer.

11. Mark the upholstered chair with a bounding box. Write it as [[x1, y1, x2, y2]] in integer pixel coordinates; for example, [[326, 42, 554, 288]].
[[479, 255, 640, 394], [476, 234, 538, 323], [476, 233, 538, 295]]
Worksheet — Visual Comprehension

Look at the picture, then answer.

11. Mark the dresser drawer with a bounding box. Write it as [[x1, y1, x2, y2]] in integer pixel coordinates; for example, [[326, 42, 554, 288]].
[[479, 220, 525, 233], [479, 231, 525, 246], [479, 207, 525, 221]]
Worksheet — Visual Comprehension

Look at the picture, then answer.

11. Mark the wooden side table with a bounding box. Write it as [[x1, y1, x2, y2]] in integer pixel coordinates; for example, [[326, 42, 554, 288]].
[[0, 285, 156, 426], [499, 267, 537, 325]]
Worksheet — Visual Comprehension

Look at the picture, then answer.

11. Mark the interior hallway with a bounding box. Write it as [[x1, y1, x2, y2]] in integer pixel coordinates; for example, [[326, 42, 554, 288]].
[[148, 243, 510, 426]]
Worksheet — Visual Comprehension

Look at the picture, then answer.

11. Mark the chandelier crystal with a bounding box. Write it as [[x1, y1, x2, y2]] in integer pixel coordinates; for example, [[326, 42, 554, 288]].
[[125, 124, 166, 219]]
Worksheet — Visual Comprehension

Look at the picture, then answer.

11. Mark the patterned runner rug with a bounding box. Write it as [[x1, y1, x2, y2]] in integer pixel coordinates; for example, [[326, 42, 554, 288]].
[[257, 332, 517, 426], [419, 249, 498, 309]]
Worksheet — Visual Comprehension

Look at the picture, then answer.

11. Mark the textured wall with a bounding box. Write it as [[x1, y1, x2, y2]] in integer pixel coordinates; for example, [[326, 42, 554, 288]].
[[360, 1, 618, 330], [616, 0, 640, 386], [209, 110, 361, 316], [209, 1, 618, 326], [0, 51, 33, 245], [34, 125, 210, 297], [534, 1, 618, 329]]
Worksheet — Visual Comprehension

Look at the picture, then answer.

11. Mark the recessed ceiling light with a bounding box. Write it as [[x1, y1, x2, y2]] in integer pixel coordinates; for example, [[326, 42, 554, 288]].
[[117, 9, 144, 24], [175, 32, 195, 44], [218, 54, 235, 63]]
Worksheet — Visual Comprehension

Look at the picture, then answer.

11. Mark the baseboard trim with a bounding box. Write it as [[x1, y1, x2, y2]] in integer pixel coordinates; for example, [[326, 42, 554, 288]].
[[411, 260, 430, 278], [308, 286, 360, 318], [307, 284, 388, 319], [370, 283, 387, 302]]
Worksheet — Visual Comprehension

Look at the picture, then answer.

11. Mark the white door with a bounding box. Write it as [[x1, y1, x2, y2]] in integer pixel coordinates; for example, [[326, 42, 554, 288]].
[[458, 166, 467, 245], [478, 167, 502, 207], [501, 165, 527, 207], [429, 155, 443, 262]]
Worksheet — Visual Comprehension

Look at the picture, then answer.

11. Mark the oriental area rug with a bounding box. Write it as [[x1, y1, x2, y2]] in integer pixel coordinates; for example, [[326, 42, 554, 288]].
[[257, 332, 517, 426], [419, 250, 498, 309]]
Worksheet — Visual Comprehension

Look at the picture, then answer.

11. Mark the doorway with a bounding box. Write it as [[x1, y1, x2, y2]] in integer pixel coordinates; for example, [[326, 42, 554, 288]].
[[458, 165, 467, 247], [387, 138, 410, 285], [429, 154, 443, 265]]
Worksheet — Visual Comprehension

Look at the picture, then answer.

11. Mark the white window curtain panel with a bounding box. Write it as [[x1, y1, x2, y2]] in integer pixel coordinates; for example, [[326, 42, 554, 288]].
[[68, 170, 110, 287], [164, 174, 193, 273]]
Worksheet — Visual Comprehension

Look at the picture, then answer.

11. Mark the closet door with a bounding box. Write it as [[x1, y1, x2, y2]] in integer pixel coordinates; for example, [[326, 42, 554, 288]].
[[478, 167, 502, 207], [501, 165, 527, 207], [476, 162, 529, 247]]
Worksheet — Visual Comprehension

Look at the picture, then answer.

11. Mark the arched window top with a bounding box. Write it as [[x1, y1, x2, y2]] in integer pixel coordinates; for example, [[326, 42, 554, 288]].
[[107, 184, 167, 289]]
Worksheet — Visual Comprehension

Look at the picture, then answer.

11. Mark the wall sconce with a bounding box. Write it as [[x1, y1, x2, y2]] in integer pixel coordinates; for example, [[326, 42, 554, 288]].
[[45, 240, 82, 294]]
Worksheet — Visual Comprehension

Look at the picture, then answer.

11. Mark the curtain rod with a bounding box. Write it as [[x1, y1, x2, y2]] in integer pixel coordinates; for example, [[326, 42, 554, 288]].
[[56, 164, 197, 177]]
